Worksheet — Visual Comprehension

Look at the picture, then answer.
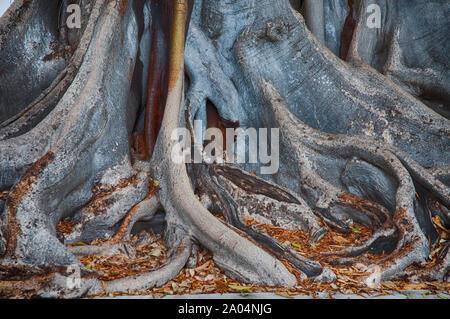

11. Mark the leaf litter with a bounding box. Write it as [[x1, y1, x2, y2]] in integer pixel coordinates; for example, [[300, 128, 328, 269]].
[[82, 217, 449, 298]]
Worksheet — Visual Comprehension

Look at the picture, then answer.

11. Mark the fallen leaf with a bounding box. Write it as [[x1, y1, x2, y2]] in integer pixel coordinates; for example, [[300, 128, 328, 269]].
[[150, 248, 162, 257], [333, 235, 350, 243], [275, 291, 293, 299], [204, 274, 215, 281], [382, 281, 397, 290], [291, 242, 301, 248], [341, 288, 354, 295], [228, 285, 252, 293], [76, 241, 88, 246]]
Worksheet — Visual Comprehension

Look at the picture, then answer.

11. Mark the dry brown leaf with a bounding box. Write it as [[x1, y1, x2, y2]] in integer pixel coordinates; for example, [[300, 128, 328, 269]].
[[333, 235, 350, 243], [275, 291, 293, 299]]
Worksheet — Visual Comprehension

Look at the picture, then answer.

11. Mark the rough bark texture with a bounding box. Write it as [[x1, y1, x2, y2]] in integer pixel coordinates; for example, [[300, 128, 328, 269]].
[[0, 0, 448, 297]]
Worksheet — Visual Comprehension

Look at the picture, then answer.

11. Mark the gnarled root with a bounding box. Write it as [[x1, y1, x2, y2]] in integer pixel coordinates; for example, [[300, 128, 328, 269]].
[[68, 195, 161, 258], [253, 80, 437, 282], [149, 77, 298, 286], [1, 0, 449, 298], [190, 163, 324, 278]]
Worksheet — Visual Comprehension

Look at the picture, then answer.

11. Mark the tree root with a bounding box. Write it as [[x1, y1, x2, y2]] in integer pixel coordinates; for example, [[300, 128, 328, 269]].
[[109, 191, 160, 244], [150, 80, 298, 286], [401, 242, 449, 282], [211, 164, 327, 239], [190, 163, 324, 278], [69, 243, 135, 259], [1, 0, 448, 297], [148, 3, 298, 284], [0, 0, 146, 266], [35, 227, 192, 298], [68, 195, 160, 257], [256, 80, 432, 281]]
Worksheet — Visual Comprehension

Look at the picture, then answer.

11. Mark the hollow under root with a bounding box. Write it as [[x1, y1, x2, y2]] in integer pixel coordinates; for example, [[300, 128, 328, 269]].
[[68, 195, 161, 258]]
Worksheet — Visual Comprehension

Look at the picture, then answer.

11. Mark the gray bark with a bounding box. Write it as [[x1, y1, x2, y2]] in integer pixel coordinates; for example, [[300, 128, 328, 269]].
[[0, 0, 448, 297]]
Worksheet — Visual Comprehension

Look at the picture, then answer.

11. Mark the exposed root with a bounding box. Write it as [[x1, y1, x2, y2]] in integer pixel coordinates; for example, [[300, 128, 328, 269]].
[[211, 164, 328, 240], [151, 81, 298, 285], [402, 242, 449, 282], [318, 193, 396, 258], [255, 81, 432, 281], [180, 1, 448, 284], [109, 184, 160, 244], [320, 227, 396, 259], [1, 0, 147, 267], [1, 0, 448, 298], [146, 0, 299, 287], [69, 243, 134, 258], [191, 163, 323, 278], [63, 170, 151, 244], [68, 195, 160, 257]]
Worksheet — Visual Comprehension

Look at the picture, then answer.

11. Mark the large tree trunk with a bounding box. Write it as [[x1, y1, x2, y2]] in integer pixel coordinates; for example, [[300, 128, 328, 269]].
[[0, 0, 448, 297]]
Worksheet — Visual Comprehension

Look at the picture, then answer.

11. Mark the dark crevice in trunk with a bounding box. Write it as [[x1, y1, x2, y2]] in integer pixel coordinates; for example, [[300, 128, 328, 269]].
[[339, 0, 356, 60], [143, 1, 173, 160], [414, 182, 440, 245], [205, 100, 227, 150], [289, 0, 303, 12], [204, 100, 240, 152]]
